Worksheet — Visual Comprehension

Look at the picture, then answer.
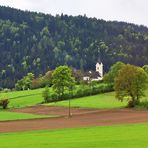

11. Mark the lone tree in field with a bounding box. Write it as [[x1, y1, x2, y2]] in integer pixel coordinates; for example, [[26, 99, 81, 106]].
[[115, 64, 148, 107], [52, 66, 75, 99]]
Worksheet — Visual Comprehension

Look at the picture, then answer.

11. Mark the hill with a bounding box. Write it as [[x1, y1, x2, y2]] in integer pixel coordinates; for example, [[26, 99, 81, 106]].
[[0, 6, 148, 88]]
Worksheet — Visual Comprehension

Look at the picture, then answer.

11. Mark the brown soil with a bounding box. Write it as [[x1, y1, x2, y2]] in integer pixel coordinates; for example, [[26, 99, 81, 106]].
[[10, 105, 100, 116], [0, 106, 148, 133]]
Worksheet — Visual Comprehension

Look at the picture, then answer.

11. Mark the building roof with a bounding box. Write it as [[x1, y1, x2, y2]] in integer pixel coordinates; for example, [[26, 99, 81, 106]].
[[83, 71, 101, 79]]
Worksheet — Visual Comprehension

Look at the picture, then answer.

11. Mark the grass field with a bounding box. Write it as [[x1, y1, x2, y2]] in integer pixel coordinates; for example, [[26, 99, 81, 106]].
[[0, 88, 44, 99], [0, 123, 148, 148], [9, 94, 43, 108], [46, 92, 127, 109], [0, 111, 49, 121], [0, 87, 148, 109], [46, 89, 148, 109], [0, 88, 44, 108]]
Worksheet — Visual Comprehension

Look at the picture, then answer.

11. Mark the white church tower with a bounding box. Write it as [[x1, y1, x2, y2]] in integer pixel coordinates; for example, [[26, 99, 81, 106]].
[[96, 62, 103, 79]]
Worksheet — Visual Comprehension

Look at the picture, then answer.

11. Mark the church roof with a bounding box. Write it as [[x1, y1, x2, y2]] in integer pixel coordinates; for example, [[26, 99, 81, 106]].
[[83, 71, 101, 79]]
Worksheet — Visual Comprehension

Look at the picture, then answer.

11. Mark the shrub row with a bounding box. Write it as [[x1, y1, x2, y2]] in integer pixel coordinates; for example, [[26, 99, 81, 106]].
[[46, 83, 114, 102]]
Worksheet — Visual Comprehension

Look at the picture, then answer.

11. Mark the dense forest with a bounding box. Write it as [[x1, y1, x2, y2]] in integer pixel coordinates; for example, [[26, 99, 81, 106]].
[[0, 6, 148, 88]]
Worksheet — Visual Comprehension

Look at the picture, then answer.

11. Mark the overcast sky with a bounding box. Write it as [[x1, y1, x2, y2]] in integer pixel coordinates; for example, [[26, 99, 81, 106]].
[[0, 0, 148, 27]]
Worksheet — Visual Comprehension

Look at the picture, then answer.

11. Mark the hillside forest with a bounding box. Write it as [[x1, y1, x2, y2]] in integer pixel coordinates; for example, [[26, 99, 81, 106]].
[[0, 6, 148, 88]]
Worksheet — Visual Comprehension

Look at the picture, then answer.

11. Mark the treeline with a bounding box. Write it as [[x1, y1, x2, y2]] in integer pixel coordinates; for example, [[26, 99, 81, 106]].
[[0, 6, 148, 88]]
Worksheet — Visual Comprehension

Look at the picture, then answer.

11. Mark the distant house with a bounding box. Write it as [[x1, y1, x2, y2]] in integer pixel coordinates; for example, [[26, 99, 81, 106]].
[[83, 62, 103, 82]]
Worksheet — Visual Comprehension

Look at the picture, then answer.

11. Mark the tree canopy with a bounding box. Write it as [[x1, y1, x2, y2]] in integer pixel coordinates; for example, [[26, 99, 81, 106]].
[[52, 66, 75, 99], [15, 73, 34, 90], [115, 64, 148, 107], [103, 61, 125, 83]]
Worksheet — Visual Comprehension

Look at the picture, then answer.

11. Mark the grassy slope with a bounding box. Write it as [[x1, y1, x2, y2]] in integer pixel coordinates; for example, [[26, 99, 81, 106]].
[[0, 88, 44, 99], [0, 88, 44, 108], [0, 124, 148, 148], [0, 88, 147, 109], [46, 89, 148, 109], [0, 112, 49, 121], [9, 94, 43, 108], [1, 87, 126, 109], [46, 92, 127, 109]]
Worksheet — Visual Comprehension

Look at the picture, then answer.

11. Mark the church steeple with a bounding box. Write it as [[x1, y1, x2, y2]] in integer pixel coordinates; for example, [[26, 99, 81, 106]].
[[96, 62, 103, 78]]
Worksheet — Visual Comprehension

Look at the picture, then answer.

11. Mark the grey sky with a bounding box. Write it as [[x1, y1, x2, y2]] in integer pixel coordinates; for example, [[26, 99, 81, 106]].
[[0, 0, 148, 27]]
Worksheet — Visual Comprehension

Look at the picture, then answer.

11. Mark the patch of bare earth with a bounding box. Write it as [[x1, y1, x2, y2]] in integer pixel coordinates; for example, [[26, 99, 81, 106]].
[[10, 105, 100, 116], [0, 106, 148, 133]]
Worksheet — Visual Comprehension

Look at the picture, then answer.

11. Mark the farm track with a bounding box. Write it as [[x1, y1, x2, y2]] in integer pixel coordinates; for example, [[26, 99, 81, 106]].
[[0, 106, 148, 133]]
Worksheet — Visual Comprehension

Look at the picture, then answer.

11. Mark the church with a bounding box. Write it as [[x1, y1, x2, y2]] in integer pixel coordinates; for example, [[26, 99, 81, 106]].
[[83, 62, 103, 82]]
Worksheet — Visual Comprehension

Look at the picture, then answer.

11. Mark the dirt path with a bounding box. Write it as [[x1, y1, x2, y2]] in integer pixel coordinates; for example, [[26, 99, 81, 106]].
[[0, 106, 148, 133]]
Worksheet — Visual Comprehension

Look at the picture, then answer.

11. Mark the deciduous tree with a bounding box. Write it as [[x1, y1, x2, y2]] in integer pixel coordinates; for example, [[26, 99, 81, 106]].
[[52, 66, 75, 99], [115, 64, 148, 107]]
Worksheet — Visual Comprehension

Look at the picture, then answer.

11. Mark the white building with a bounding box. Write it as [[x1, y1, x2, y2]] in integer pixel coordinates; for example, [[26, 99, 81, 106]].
[[83, 62, 103, 82]]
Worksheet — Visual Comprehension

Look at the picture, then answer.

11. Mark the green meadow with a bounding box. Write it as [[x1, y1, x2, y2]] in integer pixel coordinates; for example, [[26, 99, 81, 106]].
[[0, 87, 148, 109], [1, 89, 127, 109], [0, 111, 49, 121], [0, 88, 147, 121], [0, 88, 44, 108], [0, 88, 44, 99], [0, 87, 147, 147], [46, 89, 148, 109], [0, 124, 148, 148], [46, 92, 127, 109]]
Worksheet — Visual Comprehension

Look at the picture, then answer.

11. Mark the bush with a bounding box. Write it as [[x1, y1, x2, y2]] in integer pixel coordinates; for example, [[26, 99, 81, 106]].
[[49, 83, 114, 102], [0, 99, 9, 109], [42, 86, 50, 103], [135, 101, 148, 109], [61, 93, 73, 100], [75, 88, 84, 98], [66, 83, 114, 100], [3, 88, 11, 93], [51, 93, 58, 102]]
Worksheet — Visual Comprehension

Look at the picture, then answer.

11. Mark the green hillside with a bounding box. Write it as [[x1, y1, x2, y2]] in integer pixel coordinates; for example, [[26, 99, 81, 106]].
[[0, 6, 148, 88]]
